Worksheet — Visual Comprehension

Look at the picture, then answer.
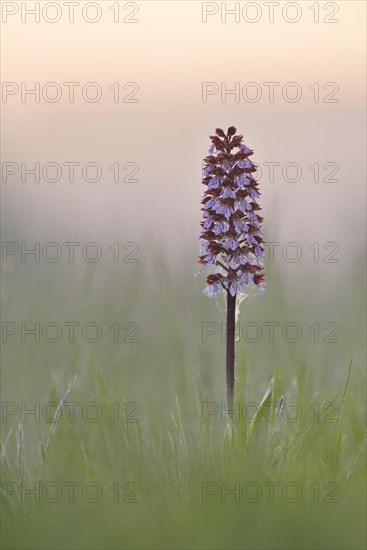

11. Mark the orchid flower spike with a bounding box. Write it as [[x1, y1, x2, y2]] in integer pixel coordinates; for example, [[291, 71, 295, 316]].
[[199, 126, 265, 298]]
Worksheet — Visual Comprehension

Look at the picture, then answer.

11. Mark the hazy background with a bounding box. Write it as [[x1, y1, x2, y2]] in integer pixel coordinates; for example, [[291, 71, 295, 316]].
[[2, 0, 366, 247], [2, 0, 366, 385]]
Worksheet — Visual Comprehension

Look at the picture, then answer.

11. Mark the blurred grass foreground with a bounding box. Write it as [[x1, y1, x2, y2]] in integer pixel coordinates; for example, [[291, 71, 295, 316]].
[[0, 249, 366, 550]]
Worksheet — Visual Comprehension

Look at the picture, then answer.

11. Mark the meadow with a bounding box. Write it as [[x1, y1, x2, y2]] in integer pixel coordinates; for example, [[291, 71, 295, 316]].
[[2, 0, 365, 547], [0, 245, 366, 550]]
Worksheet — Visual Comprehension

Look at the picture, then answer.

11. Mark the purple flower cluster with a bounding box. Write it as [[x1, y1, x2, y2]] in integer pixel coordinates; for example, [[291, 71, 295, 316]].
[[199, 127, 265, 297]]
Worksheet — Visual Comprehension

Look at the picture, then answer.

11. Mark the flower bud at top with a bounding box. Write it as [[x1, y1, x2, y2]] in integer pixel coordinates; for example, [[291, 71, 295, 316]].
[[198, 126, 265, 297]]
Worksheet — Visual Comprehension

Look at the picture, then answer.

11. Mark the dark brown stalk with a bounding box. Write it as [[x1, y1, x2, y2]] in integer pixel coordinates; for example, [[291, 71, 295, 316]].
[[226, 291, 236, 409]]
